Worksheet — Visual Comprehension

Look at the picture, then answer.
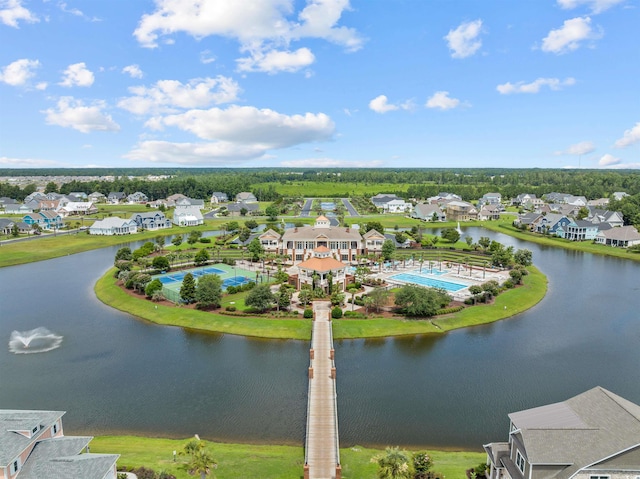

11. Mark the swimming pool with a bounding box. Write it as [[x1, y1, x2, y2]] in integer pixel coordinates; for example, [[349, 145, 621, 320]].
[[412, 268, 448, 276], [389, 273, 467, 292]]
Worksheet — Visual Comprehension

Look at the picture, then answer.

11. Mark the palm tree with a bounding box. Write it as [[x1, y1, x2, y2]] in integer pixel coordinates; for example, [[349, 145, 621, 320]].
[[180, 438, 217, 479], [371, 446, 414, 479]]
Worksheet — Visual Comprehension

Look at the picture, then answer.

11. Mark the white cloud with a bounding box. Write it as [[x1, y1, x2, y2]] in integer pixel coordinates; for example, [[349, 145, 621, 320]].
[[200, 50, 216, 64], [369, 95, 398, 113], [43, 97, 120, 133], [280, 157, 382, 168], [541, 17, 602, 54], [152, 105, 334, 147], [237, 47, 315, 73], [555, 141, 596, 155], [124, 140, 266, 164], [0, 58, 40, 86], [133, 0, 363, 73], [444, 19, 483, 59], [0, 0, 38, 27], [118, 76, 241, 115], [557, 0, 624, 14], [122, 64, 144, 79], [59, 62, 95, 87], [614, 122, 640, 148], [36, 82, 47, 90], [426, 91, 461, 110], [0, 156, 64, 167], [598, 153, 621, 166], [497, 77, 576, 94]]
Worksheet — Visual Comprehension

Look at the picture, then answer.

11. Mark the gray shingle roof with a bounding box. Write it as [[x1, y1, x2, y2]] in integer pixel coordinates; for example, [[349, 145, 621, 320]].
[[0, 410, 65, 465], [509, 387, 640, 479]]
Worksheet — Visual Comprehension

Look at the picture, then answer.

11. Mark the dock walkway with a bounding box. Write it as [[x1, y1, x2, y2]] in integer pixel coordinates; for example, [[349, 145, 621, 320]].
[[304, 301, 341, 479]]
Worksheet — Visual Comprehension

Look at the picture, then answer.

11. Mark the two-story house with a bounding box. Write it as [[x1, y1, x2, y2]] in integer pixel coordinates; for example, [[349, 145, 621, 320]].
[[484, 387, 640, 479], [0, 409, 119, 479]]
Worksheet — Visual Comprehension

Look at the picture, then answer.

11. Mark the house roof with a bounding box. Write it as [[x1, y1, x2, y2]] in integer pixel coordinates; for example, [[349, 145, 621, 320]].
[[19, 436, 119, 479], [90, 217, 134, 228], [281, 223, 361, 241], [509, 387, 640, 479], [298, 256, 347, 272], [598, 225, 640, 241], [0, 410, 65, 465]]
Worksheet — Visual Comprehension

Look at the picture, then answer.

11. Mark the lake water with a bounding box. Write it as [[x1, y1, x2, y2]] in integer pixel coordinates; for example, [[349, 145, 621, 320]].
[[1, 228, 639, 450]]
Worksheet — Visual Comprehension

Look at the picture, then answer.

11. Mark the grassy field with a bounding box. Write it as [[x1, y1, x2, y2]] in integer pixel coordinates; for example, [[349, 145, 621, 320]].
[[251, 181, 412, 197], [94, 269, 312, 340], [332, 265, 546, 339], [90, 435, 485, 479]]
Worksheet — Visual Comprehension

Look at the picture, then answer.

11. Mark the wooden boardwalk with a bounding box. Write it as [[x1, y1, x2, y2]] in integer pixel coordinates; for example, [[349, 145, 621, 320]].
[[304, 301, 341, 479]]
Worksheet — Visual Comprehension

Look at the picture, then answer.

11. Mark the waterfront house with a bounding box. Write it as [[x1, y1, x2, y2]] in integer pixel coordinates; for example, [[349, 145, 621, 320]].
[[478, 205, 501, 221], [89, 217, 138, 235], [172, 205, 204, 226], [412, 203, 446, 222], [258, 228, 281, 253], [586, 208, 624, 228], [226, 201, 259, 216], [130, 212, 171, 231], [445, 201, 478, 221], [595, 225, 640, 247], [0, 409, 119, 479], [478, 192, 502, 207], [558, 219, 600, 241], [4, 203, 33, 215], [513, 212, 542, 231], [534, 213, 570, 236], [362, 229, 387, 254], [484, 386, 640, 479]]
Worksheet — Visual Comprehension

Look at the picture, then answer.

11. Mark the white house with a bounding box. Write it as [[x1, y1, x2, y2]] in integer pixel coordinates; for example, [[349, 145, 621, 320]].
[[89, 217, 138, 235], [172, 205, 204, 226]]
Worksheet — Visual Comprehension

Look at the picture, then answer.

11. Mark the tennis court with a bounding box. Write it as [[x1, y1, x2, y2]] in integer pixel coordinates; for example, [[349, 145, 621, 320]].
[[153, 263, 266, 303]]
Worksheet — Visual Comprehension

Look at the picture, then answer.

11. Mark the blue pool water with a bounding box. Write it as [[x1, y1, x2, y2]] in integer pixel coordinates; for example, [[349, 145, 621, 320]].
[[390, 273, 467, 292]]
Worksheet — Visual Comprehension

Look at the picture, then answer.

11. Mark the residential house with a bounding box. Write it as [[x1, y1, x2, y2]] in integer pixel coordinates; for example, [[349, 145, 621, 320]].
[[412, 203, 446, 222], [130, 212, 171, 230], [612, 192, 629, 201], [107, 192, 125, 204], [484, 386, 640, 479], [478, 205, 501, 221], [68, 192, 88, 200], [0, 197, 17, 209], [226, 201, 259, 216], [558, 219, 600, 241], [445, 201, 478, 221], [513, 212, 542, 231], [89, 217, 138, 235], [57, 201, 97, 217], [512, 194, 545, 210], [4, 203, 33, 215], [175, 197, 205, 209], [127, 192, 148, 204], [478, 192, 502, 207], [172, 205, 204, 226], [36, 200, 60, 212], [534, 213, 571, 236], [280, 216, 363, 264], [88, 192, 106, 203], [0, 219, 31, 235], [587, 197, 609, 207], [587, 208, 624, 228], [0, 409, 119, 479], [166, 193, 189, 207], [210, 192, 228, 204], [428, 192, 462, 203], [23, 192, 46, 203], [595, 225, 640, 247], [22, 212, 64, 231], [235, 192, 257, 203], [370, 194, 412, 213]]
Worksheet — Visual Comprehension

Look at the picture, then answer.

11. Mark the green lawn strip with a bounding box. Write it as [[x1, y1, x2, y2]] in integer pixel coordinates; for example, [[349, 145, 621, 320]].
[[432, 265, 547, 331], [333, 266, 546, 339], [251, 181, 411, 197], [94, 269, 311, 340], [90, 436, 485, 479]]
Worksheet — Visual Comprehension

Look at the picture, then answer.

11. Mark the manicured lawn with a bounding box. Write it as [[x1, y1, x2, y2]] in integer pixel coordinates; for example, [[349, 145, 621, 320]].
[[94, 270, 312, 340], [90, 436, 485, 479], [333, 266, 546, 339]]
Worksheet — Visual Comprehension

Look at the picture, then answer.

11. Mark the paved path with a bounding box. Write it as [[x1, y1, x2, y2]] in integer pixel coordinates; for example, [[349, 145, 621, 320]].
[[341, 198, 359, 217], [305, 301, 340, 479], [301, 199, 313, 217]]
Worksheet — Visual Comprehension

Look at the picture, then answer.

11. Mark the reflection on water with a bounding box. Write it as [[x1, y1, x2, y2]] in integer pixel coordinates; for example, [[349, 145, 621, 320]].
[[1, 232, 639, 449]]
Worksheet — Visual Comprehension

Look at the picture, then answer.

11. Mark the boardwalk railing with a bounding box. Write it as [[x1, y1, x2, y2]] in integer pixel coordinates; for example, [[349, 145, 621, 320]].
[[328, 315, 341, 472]]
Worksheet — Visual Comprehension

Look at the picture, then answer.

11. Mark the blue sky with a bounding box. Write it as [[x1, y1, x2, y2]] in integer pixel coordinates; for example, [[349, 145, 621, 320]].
[[1, 0, 638, 169]]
